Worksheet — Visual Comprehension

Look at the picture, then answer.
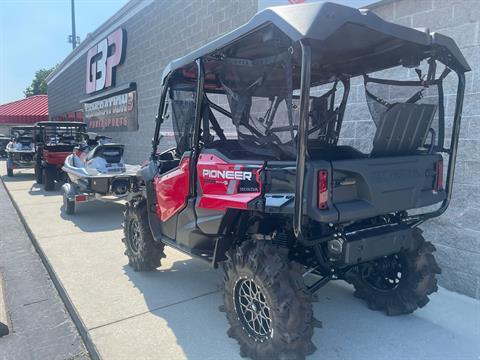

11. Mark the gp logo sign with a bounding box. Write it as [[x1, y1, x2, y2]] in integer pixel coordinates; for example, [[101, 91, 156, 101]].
[[86, 28, 125, 94]]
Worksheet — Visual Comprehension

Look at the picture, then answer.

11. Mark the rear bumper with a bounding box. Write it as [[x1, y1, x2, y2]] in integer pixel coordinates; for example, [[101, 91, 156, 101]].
[[341, 225, 418, 265]]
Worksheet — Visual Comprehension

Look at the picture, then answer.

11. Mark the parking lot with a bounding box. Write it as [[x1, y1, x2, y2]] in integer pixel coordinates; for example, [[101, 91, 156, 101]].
[[1, 164, 479, 360]]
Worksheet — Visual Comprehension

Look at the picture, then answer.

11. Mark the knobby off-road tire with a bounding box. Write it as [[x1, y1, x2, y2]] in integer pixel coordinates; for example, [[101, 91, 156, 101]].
[[6, 162, 13, 177], [222, 241, 318, 360], [43, 166, 55, 191], [122, 199, 166, 271], [349, 229, 441, 316]]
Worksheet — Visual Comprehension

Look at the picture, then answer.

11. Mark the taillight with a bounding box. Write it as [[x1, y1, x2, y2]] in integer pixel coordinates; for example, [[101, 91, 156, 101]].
[[436, 159, 443, 191], [75, 194, 87, 202], [318, 170, 329, 210]]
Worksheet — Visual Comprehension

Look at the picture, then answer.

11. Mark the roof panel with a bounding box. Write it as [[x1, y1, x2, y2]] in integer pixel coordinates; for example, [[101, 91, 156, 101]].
[[0, 95, 49, 124], [162, 1, 469, 83]]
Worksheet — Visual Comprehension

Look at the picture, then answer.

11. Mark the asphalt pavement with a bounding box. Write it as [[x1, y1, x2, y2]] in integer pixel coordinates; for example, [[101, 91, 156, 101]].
[[0, 169, 88, 360], [0, 164, 479, 360]]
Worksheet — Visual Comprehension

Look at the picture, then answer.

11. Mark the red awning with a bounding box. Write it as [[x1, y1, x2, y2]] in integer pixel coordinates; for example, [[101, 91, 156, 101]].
[[0, 95, 48, 124]]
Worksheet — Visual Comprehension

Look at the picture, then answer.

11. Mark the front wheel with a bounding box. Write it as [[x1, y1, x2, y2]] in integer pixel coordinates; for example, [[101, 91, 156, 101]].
[[348, 229, 441, 316], [122, 199, 166, 271], [222, 241, 317, 360], [35, 163, 43, 184]]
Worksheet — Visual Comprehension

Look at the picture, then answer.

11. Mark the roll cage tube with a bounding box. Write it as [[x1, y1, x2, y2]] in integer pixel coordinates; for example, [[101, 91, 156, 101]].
[[150, 59, 204, 199], [151, 72, 173, 159], [190, 59, 205, 197], [410, 70, 466, 225], [293, 41, 311, 240]]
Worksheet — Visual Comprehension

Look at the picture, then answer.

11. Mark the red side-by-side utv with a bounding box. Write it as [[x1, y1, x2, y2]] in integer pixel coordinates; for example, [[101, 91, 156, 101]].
[[121, 2, 470, 359], [35, 121, 86, 191]]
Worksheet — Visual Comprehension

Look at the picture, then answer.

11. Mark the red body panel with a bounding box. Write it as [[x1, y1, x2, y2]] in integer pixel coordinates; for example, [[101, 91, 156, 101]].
[[154, 157, 190, 222], [43, 149, 70, 166], [197, 154, 262, 211]]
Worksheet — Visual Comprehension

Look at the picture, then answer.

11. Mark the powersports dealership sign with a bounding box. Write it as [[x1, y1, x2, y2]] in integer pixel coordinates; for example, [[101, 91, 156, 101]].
[[83, 27, 137, 132], [83, 90, 137, 131]]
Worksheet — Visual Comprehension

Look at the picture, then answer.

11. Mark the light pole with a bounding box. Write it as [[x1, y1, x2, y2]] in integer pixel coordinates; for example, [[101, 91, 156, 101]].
[[68, 0, 80, 49]]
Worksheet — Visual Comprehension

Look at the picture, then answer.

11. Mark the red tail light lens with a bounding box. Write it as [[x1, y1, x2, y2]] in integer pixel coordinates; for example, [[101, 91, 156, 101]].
[[318, 170, 329, 210], [75, 194, 87, 202], [436, 159, 443, 191]]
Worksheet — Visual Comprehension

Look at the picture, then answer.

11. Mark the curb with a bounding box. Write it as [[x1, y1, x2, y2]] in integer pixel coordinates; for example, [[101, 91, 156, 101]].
[[0, 272, 10, 337], [0, 177, 102, 360]]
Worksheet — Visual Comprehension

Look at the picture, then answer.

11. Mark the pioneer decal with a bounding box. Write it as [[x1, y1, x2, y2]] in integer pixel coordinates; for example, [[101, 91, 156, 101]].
[[202, 169, 253, 181]]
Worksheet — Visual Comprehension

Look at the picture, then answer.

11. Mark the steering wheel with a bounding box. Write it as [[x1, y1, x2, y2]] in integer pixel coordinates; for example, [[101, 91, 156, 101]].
[[158, 147, 178, 160]]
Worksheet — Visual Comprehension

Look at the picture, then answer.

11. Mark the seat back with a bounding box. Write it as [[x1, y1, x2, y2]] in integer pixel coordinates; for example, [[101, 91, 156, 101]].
[[88, 144, 124, 163], [371, 103, 437, 157]]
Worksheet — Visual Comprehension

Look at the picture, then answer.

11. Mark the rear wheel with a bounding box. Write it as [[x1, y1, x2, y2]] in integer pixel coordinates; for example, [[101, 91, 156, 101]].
[[122, 199, 166, 271], [43, 166, 55, 191], [222, 241, 318, 360], [6, 162, 13, 177], [348, 229, 441, 315], [35, 163, 43, 184]]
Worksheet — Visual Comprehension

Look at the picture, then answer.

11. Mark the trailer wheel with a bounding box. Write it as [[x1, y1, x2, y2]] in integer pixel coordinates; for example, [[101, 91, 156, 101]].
[[222, 241, 317, 360], [43, 166, 55, 191], [122, 199, 166, 271], [62, 191, 75, 215], [35, 164, 43, 184], [348, 229, 441, 316], [6, 162, 13, 177]]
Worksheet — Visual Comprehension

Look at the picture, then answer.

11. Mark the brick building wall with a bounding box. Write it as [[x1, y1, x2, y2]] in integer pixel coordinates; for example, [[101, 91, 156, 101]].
[[48, 0, 258, 163], [353, 0, 480, 299]]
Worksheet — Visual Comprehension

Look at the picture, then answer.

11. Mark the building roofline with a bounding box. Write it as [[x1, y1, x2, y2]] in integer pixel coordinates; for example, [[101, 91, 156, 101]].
[[0, 94, 48, 108], [46, 0, 154, 85]]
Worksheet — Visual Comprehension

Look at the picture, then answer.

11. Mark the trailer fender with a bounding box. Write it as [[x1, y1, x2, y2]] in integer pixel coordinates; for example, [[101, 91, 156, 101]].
[[61, 182, 76, 201]]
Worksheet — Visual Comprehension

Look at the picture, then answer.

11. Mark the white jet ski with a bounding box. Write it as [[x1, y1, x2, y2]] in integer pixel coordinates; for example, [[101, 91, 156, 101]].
[[61, 134, 140, 214]]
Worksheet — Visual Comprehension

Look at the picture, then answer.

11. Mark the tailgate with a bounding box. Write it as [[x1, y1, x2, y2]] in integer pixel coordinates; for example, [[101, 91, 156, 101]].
[[331, 154, 445, 222]]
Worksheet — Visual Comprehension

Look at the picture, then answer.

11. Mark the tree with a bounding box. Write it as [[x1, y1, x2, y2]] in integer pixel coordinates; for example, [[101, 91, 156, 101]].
[[24, 66, 56, 97]]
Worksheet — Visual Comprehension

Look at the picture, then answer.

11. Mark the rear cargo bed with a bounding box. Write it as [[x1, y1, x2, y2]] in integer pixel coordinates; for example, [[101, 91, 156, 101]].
[[331, 154, 445, 222]]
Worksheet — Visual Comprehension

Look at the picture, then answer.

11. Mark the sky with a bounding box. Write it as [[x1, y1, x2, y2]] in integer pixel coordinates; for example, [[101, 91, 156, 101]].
[[0, 0, 373, 105], [0, 0, 129, 104]]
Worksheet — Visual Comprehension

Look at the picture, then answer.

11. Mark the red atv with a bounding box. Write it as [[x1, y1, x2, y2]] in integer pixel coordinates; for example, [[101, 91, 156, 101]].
[[122, 3, 469, 359], [35, 121, 86, 191]]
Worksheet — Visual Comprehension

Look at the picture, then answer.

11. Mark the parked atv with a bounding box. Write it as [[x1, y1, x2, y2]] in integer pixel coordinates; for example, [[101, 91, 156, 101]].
[[121, 2, 469, 359], [35, 121, 86, 191], [5, 126, 37, 176], [61, 133, 140, 214]]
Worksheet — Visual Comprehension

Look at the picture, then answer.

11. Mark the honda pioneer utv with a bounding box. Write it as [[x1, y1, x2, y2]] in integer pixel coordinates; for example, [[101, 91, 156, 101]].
[[35, 121, 86, 191], [122, 3, 470, 359]]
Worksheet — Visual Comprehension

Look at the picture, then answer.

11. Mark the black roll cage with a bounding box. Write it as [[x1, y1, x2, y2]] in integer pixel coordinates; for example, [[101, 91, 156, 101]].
[[35, 121, 87, 145], [152, 41, 467, 243]]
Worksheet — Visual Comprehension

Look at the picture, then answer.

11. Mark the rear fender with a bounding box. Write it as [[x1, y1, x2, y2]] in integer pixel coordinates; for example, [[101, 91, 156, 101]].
[[137, 160, 164, 243]]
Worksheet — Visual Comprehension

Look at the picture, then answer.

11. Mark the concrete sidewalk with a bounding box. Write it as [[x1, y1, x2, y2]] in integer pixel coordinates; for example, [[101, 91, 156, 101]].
[[0, 170, 88, 360], [1, 164, 479, 360]]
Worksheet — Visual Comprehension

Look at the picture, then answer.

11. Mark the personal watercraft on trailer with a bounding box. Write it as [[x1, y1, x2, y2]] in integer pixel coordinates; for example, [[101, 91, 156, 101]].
[[61, 134, 140, 214], [5, 126, 37, 176]]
